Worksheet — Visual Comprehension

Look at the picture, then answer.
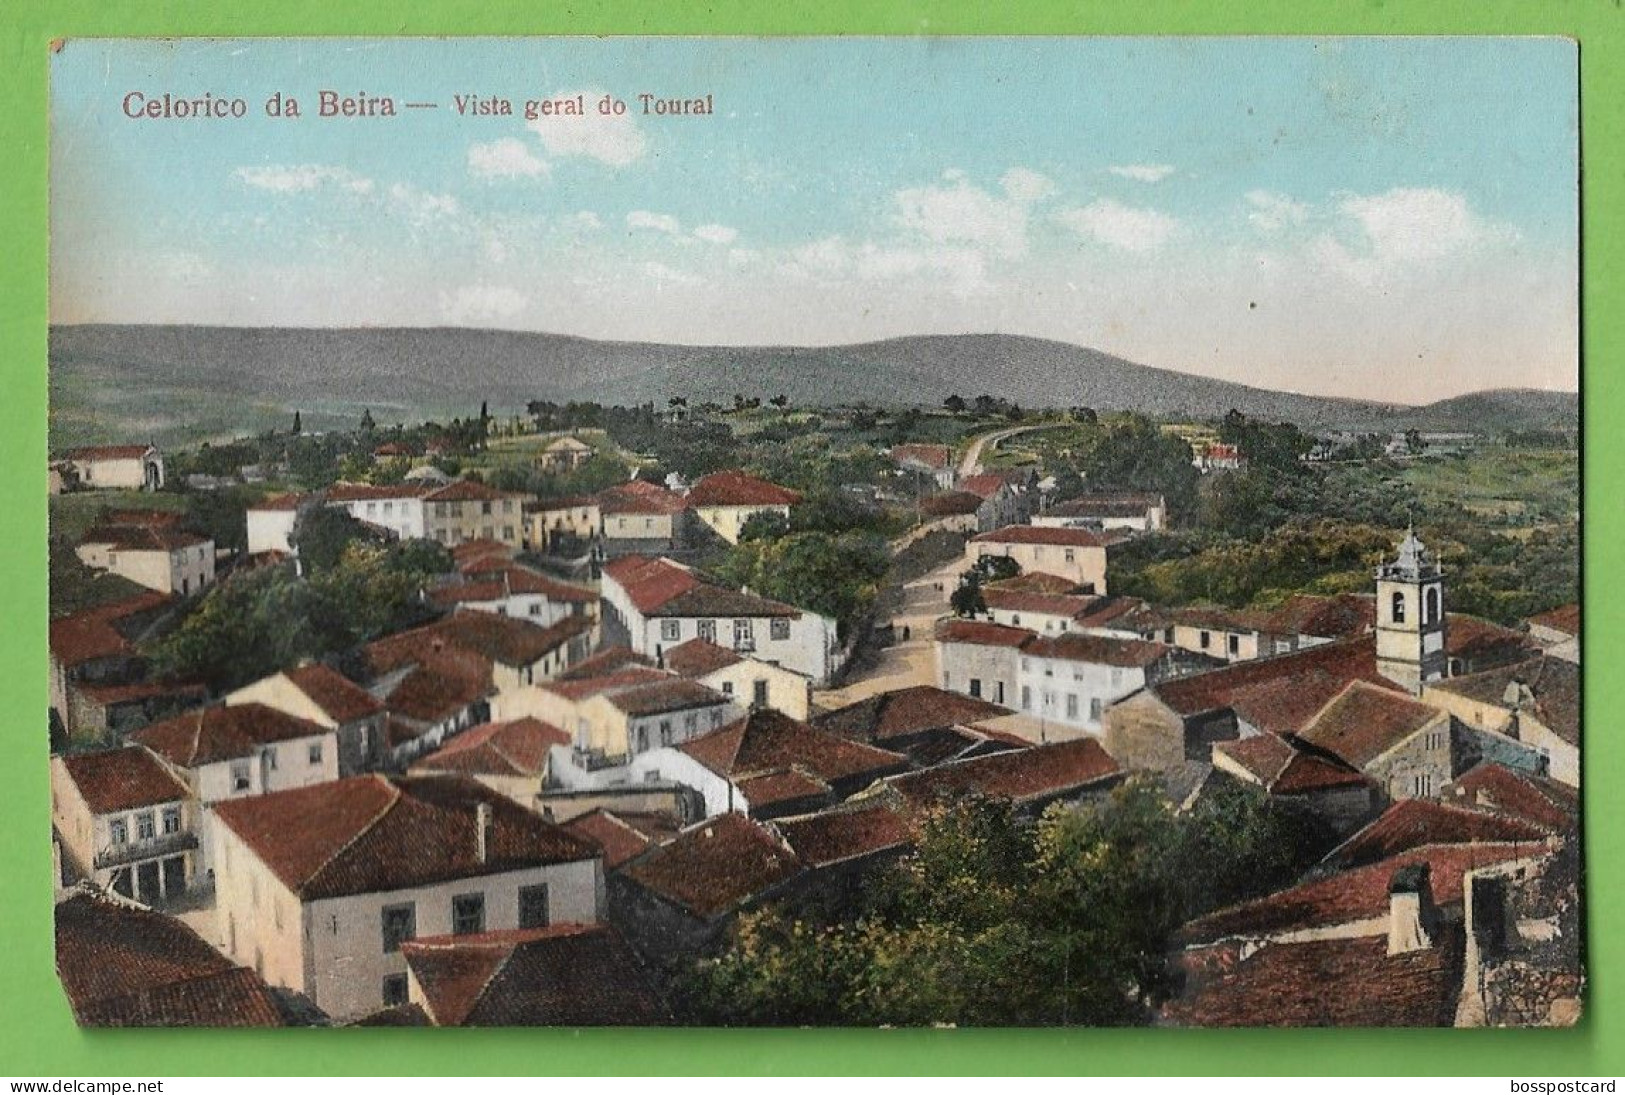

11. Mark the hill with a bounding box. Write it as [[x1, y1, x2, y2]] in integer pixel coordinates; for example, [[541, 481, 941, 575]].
[[47, 324, 1572, 448]]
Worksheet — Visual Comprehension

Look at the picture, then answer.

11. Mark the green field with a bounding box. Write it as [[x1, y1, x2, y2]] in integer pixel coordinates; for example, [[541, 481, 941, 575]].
[[1400, 447, 1579, 525]]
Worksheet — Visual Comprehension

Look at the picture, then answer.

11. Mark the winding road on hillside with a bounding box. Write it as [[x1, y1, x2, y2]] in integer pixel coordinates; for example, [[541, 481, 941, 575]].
[[957, 422, 1066, 477]]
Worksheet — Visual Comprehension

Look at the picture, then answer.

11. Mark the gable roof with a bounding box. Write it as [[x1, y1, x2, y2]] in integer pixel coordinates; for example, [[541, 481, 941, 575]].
[[1427, 654, 1579, 748], [281, 663, 384, 724], [55, 889, 283, 1027], [933, 618, 1034, 648], [1046, 492, 1164, 519], [1295, 680, 1446, 769], [557, 646, 654, 680], [1321, 798, 1554, 871], [686, 470, 802, 507], [1445, 613, 1533, 662], [1163, 931, 1466, 1028], [970, 525, 1125, 548], [410, 717, 568, 778], [651, 585, 803, 620], [1262, 593, 1377, 640], [1443, 763, 1579, 831], [957, 474, 1010, 500], [428, 568, 597, 608], [1022, 632, 1173, 669], [540, 666, 675, 702], [57, 747, 190, 814], [1213, 734, 1295, 784], [620, 812, 801, 920], [890, 443, 952, 470], [378, 655, 494, 725], [80, 525, 210, 553], [211, 775, 597, 901], [773, 804, 914, 869], [676, 708, 906, 784], [886, 738, 1121, 808], [598, 480, 688, 516], [986, 572, 1087, 595], [62, 445, 156, 462], [248, 492, 307, 513], [131, 703, 329, 768], [561, 809, 676, 871], [601, 678, 731, 717], [661, 637, 744, 677], [920, 491, 984, 517], [813, 684, 1015, 741], [402, 924, 669, 1026], [1149, 637, 1400, 735], [366, 611, 592, 674], [1176, 843, 1534, 945], [424, 479, 522, 503], [49, 592, 174, 667], [601, 555, 702, 614], [1212, 734, 1368, 794], [980, 588, 1098, 619]]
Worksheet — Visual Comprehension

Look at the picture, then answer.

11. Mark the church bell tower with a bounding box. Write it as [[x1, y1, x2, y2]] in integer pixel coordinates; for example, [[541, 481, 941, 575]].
[[1375, 529, 1447, 694]]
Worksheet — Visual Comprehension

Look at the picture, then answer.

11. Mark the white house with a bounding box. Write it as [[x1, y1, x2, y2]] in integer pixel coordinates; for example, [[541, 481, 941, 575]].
[[684, 470, 802, 545], [600, 555, 843, 685], [1034, 492, 1167, 533], [76, 526, 215, 597], [59, 444, 165, 491], [51, 747, 196, 906], [966, 526, 1125, 594], [324, 482, 432, 540], [245, 492, 306, 556], [1013, 632, 1178, 734], [208, 774, 603, 1023], [427, 566, 598, 627]]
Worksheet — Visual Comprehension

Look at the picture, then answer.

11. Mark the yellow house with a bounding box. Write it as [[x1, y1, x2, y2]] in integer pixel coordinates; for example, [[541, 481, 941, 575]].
[[423, 480, 532, 548], [966, 526, 1122, 595], [684, 470, 802, 545]]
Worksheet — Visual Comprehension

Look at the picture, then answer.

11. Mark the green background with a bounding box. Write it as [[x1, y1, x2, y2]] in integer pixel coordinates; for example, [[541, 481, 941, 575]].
[[1, 0, 1615, 1077]]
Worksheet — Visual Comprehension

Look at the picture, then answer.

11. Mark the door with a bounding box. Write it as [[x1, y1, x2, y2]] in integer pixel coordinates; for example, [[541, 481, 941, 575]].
[[136, 860, 161, 903], [162, 856, 186, 898]]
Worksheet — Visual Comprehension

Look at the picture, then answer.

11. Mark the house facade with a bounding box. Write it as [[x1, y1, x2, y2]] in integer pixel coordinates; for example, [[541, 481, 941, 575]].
[[51, 748, 197, 905], [325, 483, 430, 540], [966, 526, 1120, 594], [685, 471, 802, 545], [225, 664, 388, 776], [59, 445, 165, 491], [76, 527, 215, 597], [423, 480, 531, 548]]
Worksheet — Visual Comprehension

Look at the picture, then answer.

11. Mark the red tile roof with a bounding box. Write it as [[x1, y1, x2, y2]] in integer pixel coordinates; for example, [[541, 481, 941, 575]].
[[1445, 613, 1534, 662], [367, 611, 592, 673], [662, 638, 744, 677], [677, 708, 906, 784], [986, 572, 1087, 595], [540, 666, 674, 702], [1263, 594, 1377, 640], [49, 592, 175, 667], [1213, 734, 1295, 785], [1213, 735, 1369, 795], [1163, 931, 1465, 1028], [980, 588, 1098, 618], [1526, 603, 1580, 637], [601, 555, 702, 614], [774, 805, 913, 869], [428, 569, 596, 608], [933, 618, 1033, 648], [886, 738, 1121, 808], [557, 646, 654, 680], [131, 703, 330, 768], [1443, 764, 1579, 831], [324, 482, 434, 503], [55, 889, 283, 1027], [451, 538, 515, 564], [1176, 843, 1534, 945], [425, 479, 522, 503], [603, 678, 731, 717], [736, 768, 833, 811], [813, 685, 1014, 740], [1150, 638, 1399, 735], [80, 525, 211, 552], [1023, 632, 1173, 669], [63, 445, 156, 461], [410, 717, 568, 778], [248, 492, 306, 512], [561, 809, 671, 871], [57, 748, 190, 814], [890, 443, 952, 470], [402, 924, 669, 1026], [598, 480, 688, 516], [652, 585, 802, 619], [211, 775, 598, 900], [101, 508, 187, 528], [72, 679, 208, 708], [970, 525, 1124, 548], [379, 657, 493, 725], [920, 491, 984, 517], [1295, 681, 1445, 768], [687, 470, 802, 507], [1268, 753, 1372, 795], [620, 812, 801, 920], [957, 474, 1009, 500], [1322, 799, 1554, 870], [1428, 654, 1579, 747], [282, 663, 384, 724]]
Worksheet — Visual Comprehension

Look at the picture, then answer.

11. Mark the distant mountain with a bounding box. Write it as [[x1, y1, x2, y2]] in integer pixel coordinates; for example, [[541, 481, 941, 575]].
[[47, 324, 1572, 447]]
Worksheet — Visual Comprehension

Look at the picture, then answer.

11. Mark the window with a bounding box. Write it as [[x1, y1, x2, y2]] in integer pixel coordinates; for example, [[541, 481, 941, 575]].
[[481, 502, 493, 516], [1412, 774, 1433, 797], [1425, 586, 1440, 625], [661, 619, 682, 642], [518, 884, 550, 930], [383, 502, 393, 516], [721, 681, 734, 697], [1164, 628, 1175, 643], [969, 678, 982, 699], [1392, 591, 1407, 624], [503, 526, 514, 541], [109, 819, 128, 846], [1199, 630, 1211, 650], [1090, 698, 1103, 721], [1064, 549, 1076, 563], [733, 618, 754, 648], [659, 720, 673, 746], [1021, 686, 1032, 711], [264, 747, 278, 771], [452, 893, 485, 935], [1066, 694, 1079, 719], [753, 680, 769, 708], [697, 619, 717, 643], [308, 742, 323, 765], [136, 812, 155, 841], [162, 807, 181, 835], [382, 974, 410, 1008], [1227, 635, 1240, 656], [230, 761, 252, 791], [381, 903, 416, 953], [770, 617, 791, 641], [1012, 615, 1022, 627]]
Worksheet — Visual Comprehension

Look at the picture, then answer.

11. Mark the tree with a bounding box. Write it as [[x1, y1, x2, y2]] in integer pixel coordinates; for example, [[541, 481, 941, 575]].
[[770, 394, 790, 411], [290, 506, 380, 574], [949, 570, 987, 617], [717, 530, 890, 641], [358, 408, 376, 434], [1405, 429, 1427, 455], [944, 394, 967, 415], [738, 509, 791, 543], [291, 410, 302, 436], [972, 554, 1021, 582]]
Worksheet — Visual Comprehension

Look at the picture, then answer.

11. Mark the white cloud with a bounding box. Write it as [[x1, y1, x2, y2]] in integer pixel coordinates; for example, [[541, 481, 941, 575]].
[[1000, 167, 1055, 203], [234, 164, 374, 194], [1056, 199, 1179, 252], [1108, 164, 1175, 184], [564, 211, 603, 232], [1245, 190, 1310, 233], [526, 92, 649, 166], [627, 210, 682, 235], [643, 261, 702, 286], [389, 183, 460, 224], [692, 223, 739, 245], [468, 137, 549, 180], [1337, 187, 1508, 265], [895, 173, 1043, 259], [440, 284, 527, 324]]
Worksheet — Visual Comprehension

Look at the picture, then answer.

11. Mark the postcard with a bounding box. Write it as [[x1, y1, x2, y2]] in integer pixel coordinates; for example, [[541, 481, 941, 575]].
[[46, 37, 1579, 1028]]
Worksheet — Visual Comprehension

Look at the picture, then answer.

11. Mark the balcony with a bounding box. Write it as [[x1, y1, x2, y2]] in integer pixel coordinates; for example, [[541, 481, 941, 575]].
[[95, 831, 198, 870]]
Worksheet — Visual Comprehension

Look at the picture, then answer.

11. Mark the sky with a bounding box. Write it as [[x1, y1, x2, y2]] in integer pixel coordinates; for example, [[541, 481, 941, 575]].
[[50, 37, 1578, 403]]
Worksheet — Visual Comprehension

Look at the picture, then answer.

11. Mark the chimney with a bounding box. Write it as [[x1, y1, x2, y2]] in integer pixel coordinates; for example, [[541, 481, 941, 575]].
[[1387, 863, 1437, 955], [475, 802, 493, 863]]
